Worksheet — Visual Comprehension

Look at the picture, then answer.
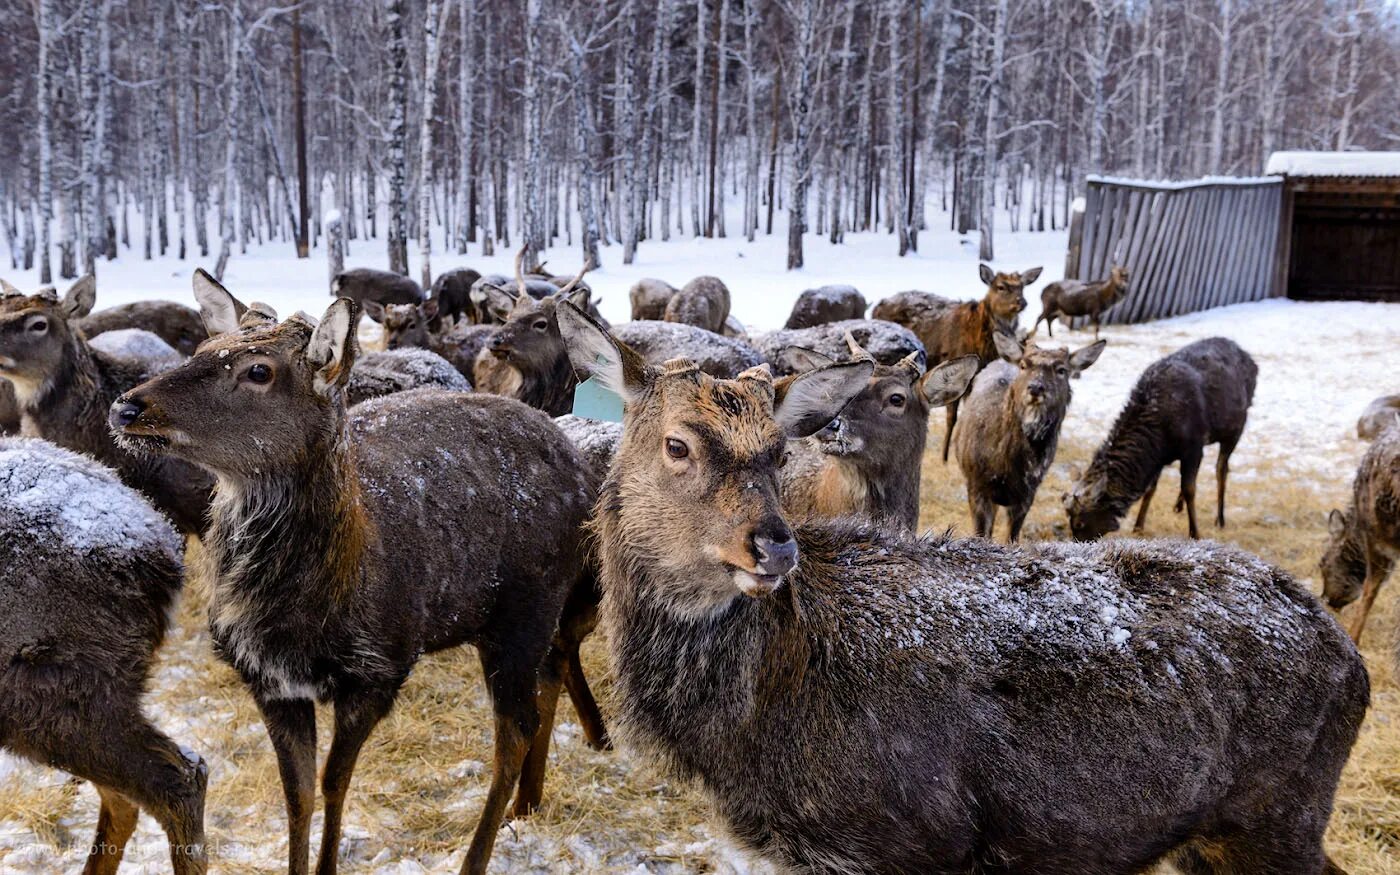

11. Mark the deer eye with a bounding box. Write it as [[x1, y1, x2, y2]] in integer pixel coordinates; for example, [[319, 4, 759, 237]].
[[888, 393, 905, 408], [1056, 366, 1068, 377], [246, 363, 272, 384], [665, 438, 689, 460], [533, 319, 549, 332], [27, 317, 48, 334]]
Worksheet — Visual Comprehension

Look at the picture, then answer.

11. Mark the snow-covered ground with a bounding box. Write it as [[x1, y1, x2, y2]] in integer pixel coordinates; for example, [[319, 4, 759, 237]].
[[2, 212, 1399, 873]]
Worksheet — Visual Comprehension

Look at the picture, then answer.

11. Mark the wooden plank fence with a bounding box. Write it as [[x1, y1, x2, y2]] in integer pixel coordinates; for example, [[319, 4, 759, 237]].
[[1065, 176, 1284, 324]]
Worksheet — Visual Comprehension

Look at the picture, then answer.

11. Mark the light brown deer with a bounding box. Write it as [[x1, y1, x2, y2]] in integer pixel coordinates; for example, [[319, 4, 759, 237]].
[[1034, 265, 1130, 339], [1321, 425, 1400, 644], [110, 272, 605, 875]]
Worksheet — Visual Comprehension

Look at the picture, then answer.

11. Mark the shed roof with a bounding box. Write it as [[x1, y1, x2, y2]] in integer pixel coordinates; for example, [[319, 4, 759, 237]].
[[1266, 151, 1400, 178]]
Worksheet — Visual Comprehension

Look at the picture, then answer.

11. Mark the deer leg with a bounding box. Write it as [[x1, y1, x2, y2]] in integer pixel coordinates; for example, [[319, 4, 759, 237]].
[[83, 787, 140, 875], [1215, 437, 1239, 528], [1044, 312, 1055, 337], [557, 579, 609, 752], [315, 691, 396, 875], [1178, 451, 1203, 539], [941, 401, 959, 464], [1006, 498, 1034, 543], [256, 696, 318, 875], [967, 491, 996, 539], [1346, 548, 1395, 645], [563, 643, 609, 751], [513, 647, 566, 817], [460, 646, 540, 875], [1133, 474, 1160, 533]]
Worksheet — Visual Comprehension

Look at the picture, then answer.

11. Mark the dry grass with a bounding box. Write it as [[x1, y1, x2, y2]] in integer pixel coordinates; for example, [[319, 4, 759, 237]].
[[2, 328, 1398, 872]]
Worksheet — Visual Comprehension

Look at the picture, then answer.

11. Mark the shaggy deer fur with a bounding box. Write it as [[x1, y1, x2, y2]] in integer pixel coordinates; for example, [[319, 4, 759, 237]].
[[0, 277, 212, 534], [784, 284, 867, 329], [1065, 337, 1257, 541], [872, 264, 1043, 461], [754, 318, 925, 375], [556, 414, 624, 484], [663, 275, 731, 334], [1, 381, 17, 434], [77, 300, 208, 355], [347, 348, 473, 405], [1358, 394, 1400, 441], [330, 267, 424, 307], [1321, 425, 1400, 645], [779, 336, 977, 529], [1034, 265, 1130, 339], [0, 438, 207, 875], [612, 320, 764, 378], [556, 300, 1366, 875], [955, 333, 1105, 541], [629, 278, 678, 321], [111, 274, 606, 875]]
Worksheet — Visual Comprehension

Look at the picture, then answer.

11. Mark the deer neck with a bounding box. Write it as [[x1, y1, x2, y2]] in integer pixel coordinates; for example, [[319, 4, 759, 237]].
[[18, 338, 110, 454]]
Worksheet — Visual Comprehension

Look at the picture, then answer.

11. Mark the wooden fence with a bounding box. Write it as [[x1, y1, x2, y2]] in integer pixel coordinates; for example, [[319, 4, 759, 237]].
[[1064, 176, 1284, 324]]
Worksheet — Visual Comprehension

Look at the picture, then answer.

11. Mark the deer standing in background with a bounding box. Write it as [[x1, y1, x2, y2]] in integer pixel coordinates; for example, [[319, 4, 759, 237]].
[[554, 299, 1365, 875], [1035, 265, 1130, 339], [872, 264, 1043, 462], [1321, 425, 1400, 644], [110, 273, 606, 875]]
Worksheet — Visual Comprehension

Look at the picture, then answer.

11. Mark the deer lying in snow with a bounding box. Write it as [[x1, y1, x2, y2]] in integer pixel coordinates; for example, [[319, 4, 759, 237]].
[[555, 299, 1366, 875], [611, 320, 765, 378], [1065, 337, 1256, 541], [872, 263, 1043, 462], [0, 276, 212, 534], [0, 438, 207, 875], [779, 334, 977, 529], [110, 274, 607, 875], [955, 332, 1105, 541], [1034, 264, 1130, 339], [1321, 425, 1400, 645]]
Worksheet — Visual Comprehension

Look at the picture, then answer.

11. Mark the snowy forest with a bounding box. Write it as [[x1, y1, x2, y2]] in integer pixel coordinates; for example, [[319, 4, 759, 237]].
[[1, 0, 1398, 288]]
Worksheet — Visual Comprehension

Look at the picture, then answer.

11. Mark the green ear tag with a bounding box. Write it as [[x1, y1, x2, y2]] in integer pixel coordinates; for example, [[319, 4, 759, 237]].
[[571, 357, 625, 422]]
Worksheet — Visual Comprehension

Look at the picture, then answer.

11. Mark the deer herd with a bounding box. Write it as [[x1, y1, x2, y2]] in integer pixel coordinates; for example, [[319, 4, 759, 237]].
[[0, 251, 1394, 875]]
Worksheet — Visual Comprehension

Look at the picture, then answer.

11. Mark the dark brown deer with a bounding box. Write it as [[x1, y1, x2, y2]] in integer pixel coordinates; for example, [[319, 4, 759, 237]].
[[1034, 264, 1130, 339], [872, 263, 1043, 461], [1064, 337, 1256, 541], [555, 299, 1365, 875], [0, 437, 207, 875], [779, 334, 977, 529], [429, 267, 482, 325], [629, 278, 678, 321], [0, 277, 212, 534], [77, 300, 208, 355], [784, 285, 867, 329], [663, 275, 731, 334], [330, 267, 424, 307], [1321, 425, 1400, 645], [955, 333, 1105, 541], [110, 275, 606, 875]]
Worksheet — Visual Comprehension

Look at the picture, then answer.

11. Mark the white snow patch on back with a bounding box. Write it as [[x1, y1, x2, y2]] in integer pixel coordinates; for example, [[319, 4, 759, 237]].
[[88, 328, 183, 365]]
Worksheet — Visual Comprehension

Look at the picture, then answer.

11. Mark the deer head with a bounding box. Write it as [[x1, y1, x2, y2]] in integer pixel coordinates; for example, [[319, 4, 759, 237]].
[[364, 299, 440, 350], [0, 275, 97, 404], [993, 331, 1105, 439], [110, 270, 358, 476], [978, 264, 1042, 324], [1320, 509, 1366, 609], [479, 250, 591, 382], [557, 301, 870, 619]]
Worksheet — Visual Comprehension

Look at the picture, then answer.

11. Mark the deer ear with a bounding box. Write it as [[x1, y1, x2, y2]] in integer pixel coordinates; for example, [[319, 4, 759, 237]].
[[0, 278, 23, 298], [993, 330, 1024, 363], [773, 360, 873, 438], [421, 298, 439, 321], [557, 300, 649, 402], [979, 263, 995, 286], [193, 269, 248, 336], [1069, 339, 1106, 375], [362, 300, 386, 323], [779, 346, 836, 374], [307, 298, 359, 395], [62, 275, 96, 319], [566, 286, 591, 311], [923, 355, 979, 407], [1327, 509, 1347, 538], [1021, 266, 1043, 285], [480, 284, 517, 322]]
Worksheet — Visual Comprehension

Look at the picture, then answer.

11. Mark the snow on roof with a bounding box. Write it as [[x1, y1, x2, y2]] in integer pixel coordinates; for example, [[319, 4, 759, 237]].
[[0, 437, 181, 561], [1265, 151, 1400, 178], [1086, 174, 1279, 190]]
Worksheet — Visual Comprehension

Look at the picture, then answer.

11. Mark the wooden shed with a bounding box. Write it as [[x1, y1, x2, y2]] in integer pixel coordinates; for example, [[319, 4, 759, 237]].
[[1266, 151, 1400, 303]]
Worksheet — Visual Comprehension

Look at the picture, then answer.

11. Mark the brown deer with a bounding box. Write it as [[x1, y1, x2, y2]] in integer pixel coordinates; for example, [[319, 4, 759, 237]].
[[110, 272, 606, 875], [0, 381, 17, 434], [0, 437, 207, 875], [363, 298, 493, 380], [629, 278, 678, 320], [428, 267, 483, 326], [872, 263, 1043, 462], [330, 267, 424, 307], [1358, 393, 1400, 441], [1321, 425, 1400, 644], [663, 276, 731, 334], [1064, 337, 1256, 541], [555, 299, 1365, 875], [784, 285, 868, 329], [955, 333, 1105, 541], [1034, 264, 1130, 339], [0, 276, 212, 534], [779, 334, 977, 529]]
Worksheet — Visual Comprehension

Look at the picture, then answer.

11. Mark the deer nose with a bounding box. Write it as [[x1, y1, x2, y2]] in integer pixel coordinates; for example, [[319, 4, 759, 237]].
[[815, 418, 841, 440], [1027, 382, 1045, 399], [109, 397, 145, 429], [751, 523, 798, 577]]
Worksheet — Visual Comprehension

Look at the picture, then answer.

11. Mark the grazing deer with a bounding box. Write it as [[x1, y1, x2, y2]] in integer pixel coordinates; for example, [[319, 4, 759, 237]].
[[955, 333, 1105, 541], [663, 276, 731, 334], [330, 267, 424, 307], [784, 285, 867, 329], [754, 318, 925, 375], [0, 276, 212, 534], [110, 273, 606, 875], [1321, 425, 1400, 645], [779, 334, 977, 529], [872, 263, 1043, 462], [78, 300, 208, 355], [555, 300, 1366, 875], [1065, 337, 1256, 541], [1034, 265, 1130, 339], [0, 437, 207, 875]]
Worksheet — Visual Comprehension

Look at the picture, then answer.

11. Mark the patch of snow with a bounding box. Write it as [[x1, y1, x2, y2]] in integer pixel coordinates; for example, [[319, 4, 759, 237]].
[[88, 328, 183, 365], [1265, 150, 1400, 177]]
